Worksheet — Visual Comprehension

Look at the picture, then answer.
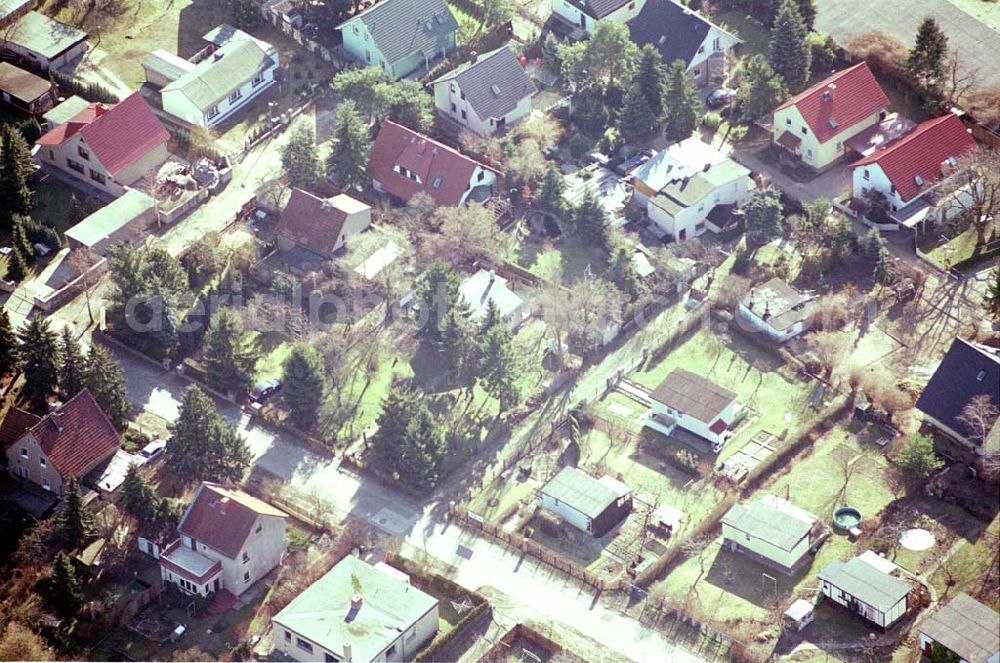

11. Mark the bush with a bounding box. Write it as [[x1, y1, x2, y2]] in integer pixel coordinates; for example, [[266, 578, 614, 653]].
[[731, 251, 752, 275], [50, 70, 120, 104], [703, 112, 722, 130], [567, 132, 595, 160], [122, 428, 151, 452]]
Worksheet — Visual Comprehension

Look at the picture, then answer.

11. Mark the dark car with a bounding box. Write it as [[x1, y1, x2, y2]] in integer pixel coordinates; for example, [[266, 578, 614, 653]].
[[614, 149, 655, 176], [249, 378, 282, 403], [706, 87, 737, 109]]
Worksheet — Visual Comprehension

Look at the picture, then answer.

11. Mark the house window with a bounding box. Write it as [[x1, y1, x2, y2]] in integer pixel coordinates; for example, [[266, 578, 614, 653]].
[[801, 127, 807, 135], [450, 83, 456, 93], [461, 109, 467, 119], [42, 478, 50, 491], [296, 638, 313, 653], [324, 654, 340, 663], [353, 25, 358, 34], [786, 118, 792, 126], [836, 141, 842, 152], [713, 37, 721, 51], [365, 50, 371, 63], [78, 145, 90, 160], [692, 69, 701, 78], [255, 524, 262, 534], [242, 551, 250, 563], [864, 169, 870, 181], [243, 571, 250, 582], [386, 644, 397, 658], [284, 631, 291, 643], [251, 71, 265, 87], [807, 149, 813, 158], [39, 457, 46, 468], [67, 158, 85, 174], [90, 169, 106, 185], [890, 185, 896, 195], [363, 31, 368, 41], [698, 45, 705, 54], [47, 149, 54, 160], [628, 2, 635, 8], [451, 102, 456, 113], [477, 170, 485, 182], [20, 448, 28, 458], [229, 89, 243, 103], [208, 105, 220, 119]]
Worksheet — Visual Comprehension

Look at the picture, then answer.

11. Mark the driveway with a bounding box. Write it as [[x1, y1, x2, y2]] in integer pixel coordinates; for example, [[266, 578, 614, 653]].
[[732, 145, 852, 203], [814, 0, 1000, 90]]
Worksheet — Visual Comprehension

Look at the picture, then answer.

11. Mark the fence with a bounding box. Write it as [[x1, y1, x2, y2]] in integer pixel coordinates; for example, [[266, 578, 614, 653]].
[[450, 504, 624, 591]]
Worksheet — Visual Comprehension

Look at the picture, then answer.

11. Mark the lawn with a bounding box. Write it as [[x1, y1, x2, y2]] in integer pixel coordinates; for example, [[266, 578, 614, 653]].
[[946, 0, 1000, 27], [713, 10, 770, 58], [248, 333, 293, 383], [31, 175, 85, 234], [928, 225, 991, 268], [448, 3, 481, 45], [514, 231, 609, 286], [929, 512, 999, 602], [631, 326, 815, 453]]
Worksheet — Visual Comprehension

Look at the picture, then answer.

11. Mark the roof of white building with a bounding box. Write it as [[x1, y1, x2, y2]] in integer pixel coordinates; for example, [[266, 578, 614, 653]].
[[633, 137, 729, 194], [459, 270, 524, 322], [161, 26, 275, 112], [64, 189, 156, 248], [722, 495, 818, 552], [273, 556, 438, 662]]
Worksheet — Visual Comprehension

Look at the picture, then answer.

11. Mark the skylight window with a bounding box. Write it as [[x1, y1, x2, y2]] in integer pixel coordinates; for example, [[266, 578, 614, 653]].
[[490, 84, 501, 96], [914, 175, 924, 186], [828, 117, 837, 129], [977, 370, 987, 382], [657, 35, 666, 45]]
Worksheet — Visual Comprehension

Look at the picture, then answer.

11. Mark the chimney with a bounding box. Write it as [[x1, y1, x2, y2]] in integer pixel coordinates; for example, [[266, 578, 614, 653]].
[[821, 82, 836, 101], [469, 50, 478, 64], [488, 269, 496, 283], [350, 594, 363, 611], [763, 301, 771, 321], [213, 51, 224, 61], [343, 641, 353, 661], [703, 162, 711, 172]]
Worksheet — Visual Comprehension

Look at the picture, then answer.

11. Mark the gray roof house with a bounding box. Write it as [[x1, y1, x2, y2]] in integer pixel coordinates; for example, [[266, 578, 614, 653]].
[[721, 495, 824, 573], [458, 269, 528, 330], [819, 553, 912, 629], [737, 277, 816, 344], [431, 46, 537, 136], [338, 0, 458, 79], [156, 25, 279, 127], [918, 593, 1000, 663], [540, 466, 632, 537], [272, 556, 439, 663], [2, 11, 88, 70]]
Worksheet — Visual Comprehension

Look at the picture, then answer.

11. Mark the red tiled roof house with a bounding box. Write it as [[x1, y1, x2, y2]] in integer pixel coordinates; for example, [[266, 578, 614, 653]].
[[159, 482, 287, 597], [3, 390, 121, 496], [772, 63, 889, 171], [35, 91, 170, 198], [277, 187, 372, 257], [851, 114, 978, 229], [370, 119, 500, 207]]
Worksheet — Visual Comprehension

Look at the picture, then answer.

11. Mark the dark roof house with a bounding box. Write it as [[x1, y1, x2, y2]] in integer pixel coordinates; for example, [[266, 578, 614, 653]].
[[651, 369, 739, 424], [0, 61, 53, 114], [919, 593, 1000, 663], [915, 337, 1000, 452], [431, 46, 536, 132], [628, 0, 739, 69]]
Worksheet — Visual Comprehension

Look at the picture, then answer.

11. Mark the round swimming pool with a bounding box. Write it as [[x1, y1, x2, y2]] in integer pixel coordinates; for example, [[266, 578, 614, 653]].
[[833, 506, 862, 530]]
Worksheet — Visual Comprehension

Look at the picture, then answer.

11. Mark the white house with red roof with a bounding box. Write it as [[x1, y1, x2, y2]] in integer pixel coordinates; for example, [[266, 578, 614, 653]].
[[370, 119, 500, 208], [159, 482, 287, 598], [772, 63, 889, 171], [35, 91, 169, 197], [851, 114, 979, 229], [3, 390, 121, 497], [277, 187, 371, 257]]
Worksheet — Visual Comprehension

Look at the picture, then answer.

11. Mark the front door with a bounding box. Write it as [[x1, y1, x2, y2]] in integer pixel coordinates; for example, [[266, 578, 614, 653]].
[[679, 228, 687, 241], [496, 117, 506, 131], [213, 578, 220, 591], [579, 13, 586, 28]]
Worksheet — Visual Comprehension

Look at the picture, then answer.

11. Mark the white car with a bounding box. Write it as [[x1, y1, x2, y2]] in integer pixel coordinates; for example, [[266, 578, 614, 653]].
[[139, 437, 167, 462]]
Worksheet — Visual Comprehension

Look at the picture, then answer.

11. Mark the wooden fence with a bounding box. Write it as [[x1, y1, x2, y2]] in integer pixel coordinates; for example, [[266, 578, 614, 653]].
[[450, 504, 625, 591]]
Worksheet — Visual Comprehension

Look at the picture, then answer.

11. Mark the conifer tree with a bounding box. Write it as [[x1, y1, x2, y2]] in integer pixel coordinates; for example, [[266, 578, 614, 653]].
[[663, 60, 700, 142], [0, 309, 18, 378], [49, 552, 83, 616], [905, 17, 949, 96], [0, 126, 33, 229], [618, 86, 658, 143], [769, 0, 811, 91], [58, 328, 87, 399], [327, 100, 369, 191], [18, 318, 60, 411], [282, 344, 325, 429], [84, 345, 130, 431], [119, 463, 159, 522], [634, 44, 669, 118], [59, 478, 95, 544]]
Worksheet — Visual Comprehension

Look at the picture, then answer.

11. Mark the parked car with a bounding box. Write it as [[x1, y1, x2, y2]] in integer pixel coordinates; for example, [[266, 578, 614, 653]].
[[249, 378, 282, 403], [139, 437, 168, 462], [706, 87, 737, 109], [614, 149, 654, 176]]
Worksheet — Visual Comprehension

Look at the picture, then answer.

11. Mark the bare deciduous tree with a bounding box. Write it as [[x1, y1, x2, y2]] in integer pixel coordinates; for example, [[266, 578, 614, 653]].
[[942, 148, 1000, 247], [956, 394, 999, 447]]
